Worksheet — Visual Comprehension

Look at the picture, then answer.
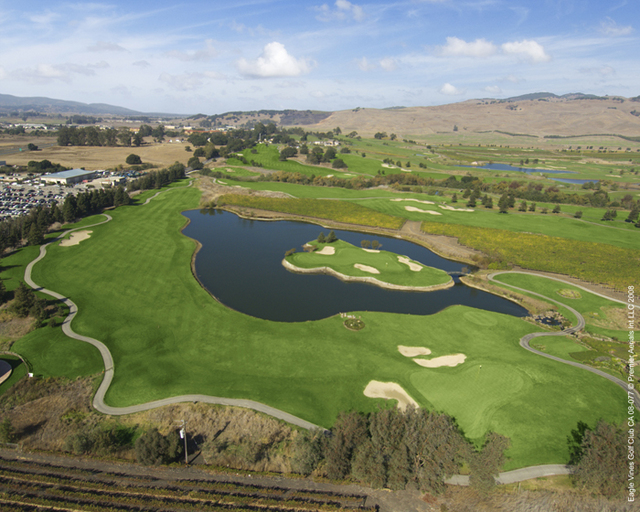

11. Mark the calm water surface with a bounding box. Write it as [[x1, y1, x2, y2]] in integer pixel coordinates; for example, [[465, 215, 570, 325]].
[[182, 209, 528, 322]]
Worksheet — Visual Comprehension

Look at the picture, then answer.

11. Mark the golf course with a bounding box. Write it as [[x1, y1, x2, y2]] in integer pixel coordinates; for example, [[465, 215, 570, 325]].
[[9, 179, 631, 471], [283, 238, 453, 291]]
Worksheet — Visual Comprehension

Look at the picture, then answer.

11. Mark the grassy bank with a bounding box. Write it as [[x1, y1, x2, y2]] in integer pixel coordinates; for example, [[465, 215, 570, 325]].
[[217, 194, 405, 229], [420, 221, 639, 291]]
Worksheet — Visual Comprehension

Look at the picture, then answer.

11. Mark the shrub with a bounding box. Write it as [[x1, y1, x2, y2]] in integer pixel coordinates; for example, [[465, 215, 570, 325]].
[[135, 428, 182, 465], [125, 154, 142, 165]]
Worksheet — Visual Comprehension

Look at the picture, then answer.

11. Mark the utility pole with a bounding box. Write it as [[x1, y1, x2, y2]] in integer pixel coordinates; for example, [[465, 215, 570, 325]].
[[179, 420, 188, 465]]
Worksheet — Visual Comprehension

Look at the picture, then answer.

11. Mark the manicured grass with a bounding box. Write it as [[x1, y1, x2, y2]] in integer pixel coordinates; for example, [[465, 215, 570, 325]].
[[490, 273, 627, 325], [217, 194, 405, 229], [420, 222, 640, 291], [357, 197, 640, 251], [11, 327, 103, 379], [285, 239, 452, 288], [24, 185, 628, 469], [529, 337, 591, 362]]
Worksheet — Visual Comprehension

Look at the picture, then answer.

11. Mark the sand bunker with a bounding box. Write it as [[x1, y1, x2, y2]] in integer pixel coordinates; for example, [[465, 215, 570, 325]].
[[413, 354, 466, 368], [316, 246, 336, 255], [398, 256, 422, 271], [405, 206, 442, 215], [225, 168, 235, 172], [362, 248, 380, 253], [391, 198, 435, 205], [363, 381, 419, 411], [60, 230, 93, 247], [438, 205, 474, 212], [398, 345, 431, 357], [354, 263, 380, 274]]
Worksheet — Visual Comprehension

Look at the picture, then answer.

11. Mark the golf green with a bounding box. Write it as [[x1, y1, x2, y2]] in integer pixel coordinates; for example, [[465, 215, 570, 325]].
[[284, 239, 452, 290]]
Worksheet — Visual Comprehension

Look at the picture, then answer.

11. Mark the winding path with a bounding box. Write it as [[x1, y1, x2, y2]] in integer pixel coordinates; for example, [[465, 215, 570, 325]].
[[20, 191, 638, 481], [488, 271, 640, 409], [23, 187, 323, 431]]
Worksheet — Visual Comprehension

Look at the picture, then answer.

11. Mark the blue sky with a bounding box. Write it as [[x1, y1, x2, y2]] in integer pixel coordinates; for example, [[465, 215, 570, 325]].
[[0, 0, 637, 114]]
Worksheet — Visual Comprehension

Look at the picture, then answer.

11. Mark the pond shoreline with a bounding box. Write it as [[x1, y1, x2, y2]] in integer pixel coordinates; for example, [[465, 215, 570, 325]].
[[282, 259, 455, 292]]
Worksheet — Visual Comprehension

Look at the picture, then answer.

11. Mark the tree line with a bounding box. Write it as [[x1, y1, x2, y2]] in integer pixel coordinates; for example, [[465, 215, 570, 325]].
[[0, 187, 129, 254], [255, 169, 638, 213], [292, 407, 509, 493], [126, 163, 186, 192]]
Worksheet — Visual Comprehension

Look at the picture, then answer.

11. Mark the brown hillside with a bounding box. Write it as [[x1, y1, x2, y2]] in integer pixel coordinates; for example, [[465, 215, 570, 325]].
[[296, 97, 640, 138]]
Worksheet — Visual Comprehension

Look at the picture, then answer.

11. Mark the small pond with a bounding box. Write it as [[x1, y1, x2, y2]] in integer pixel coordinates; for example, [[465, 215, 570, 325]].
[[182, 210, 528, 322], [458, 163, 575, 175]]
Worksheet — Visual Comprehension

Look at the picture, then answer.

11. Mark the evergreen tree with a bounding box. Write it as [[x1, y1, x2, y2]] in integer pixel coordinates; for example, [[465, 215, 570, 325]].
[[62, 195, 77, 223]]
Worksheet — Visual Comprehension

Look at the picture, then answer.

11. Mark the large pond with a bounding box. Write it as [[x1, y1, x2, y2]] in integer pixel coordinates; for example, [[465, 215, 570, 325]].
[[458, 163, 599, 185], [182, 209, 528, 322]]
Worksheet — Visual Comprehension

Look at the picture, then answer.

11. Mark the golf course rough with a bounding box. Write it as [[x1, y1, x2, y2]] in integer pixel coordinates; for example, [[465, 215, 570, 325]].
[[282, 239, 454, 291]]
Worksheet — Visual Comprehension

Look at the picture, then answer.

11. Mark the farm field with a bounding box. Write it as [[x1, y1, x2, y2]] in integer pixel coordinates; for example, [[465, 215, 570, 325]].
[[17, 182, 628, 469]]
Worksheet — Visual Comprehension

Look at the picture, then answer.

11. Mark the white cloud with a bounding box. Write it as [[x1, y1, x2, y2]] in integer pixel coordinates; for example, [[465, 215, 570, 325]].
[[439, 83, 464, 96], [356, 57, 375, 71], [438, 37, 497, 58], [133, 60, 151, 68], [236, 42, 312, 78], [315, 0, 365, 22], [501, 74, 525, 84], [88, 41, 127, 52], [29, 12, 61, 25], [501, 40, 550, 63], [159, 72, 206, 91], [599, 17, 633, 36], [379, 57, 397, 72], [11, 62, 108, 84], [166, 39, 217, 62], [484, 85, 502, 94], [579, 65, 616, 77]]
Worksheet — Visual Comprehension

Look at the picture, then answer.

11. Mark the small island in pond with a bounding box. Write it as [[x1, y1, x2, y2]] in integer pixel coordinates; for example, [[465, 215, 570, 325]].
[[282, 238, 454, 291]]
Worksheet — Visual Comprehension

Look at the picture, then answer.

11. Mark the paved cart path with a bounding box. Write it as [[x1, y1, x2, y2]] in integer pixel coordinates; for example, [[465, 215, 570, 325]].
[[20, 189, 638, 482], [488, 271, 640, 410], [23, 188, 323, 431]]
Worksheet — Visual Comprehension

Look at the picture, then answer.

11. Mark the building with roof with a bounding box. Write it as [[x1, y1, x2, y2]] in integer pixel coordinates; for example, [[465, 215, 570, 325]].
[[41, 169, 97, 185]]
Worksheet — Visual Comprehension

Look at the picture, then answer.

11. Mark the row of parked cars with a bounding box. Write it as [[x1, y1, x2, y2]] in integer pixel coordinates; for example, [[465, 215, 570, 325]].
[[0, 183, 68, 220]]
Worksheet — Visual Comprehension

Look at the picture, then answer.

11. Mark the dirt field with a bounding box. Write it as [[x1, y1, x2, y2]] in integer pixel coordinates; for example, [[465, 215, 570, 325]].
[[1, 137, 191, 170]]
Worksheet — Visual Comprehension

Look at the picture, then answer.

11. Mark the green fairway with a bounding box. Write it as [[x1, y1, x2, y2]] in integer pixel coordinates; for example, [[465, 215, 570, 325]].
[[285, 239, 452, 289], [21, 184, 628, 470], [490, 272, 627, 333], [11, 327, 103, 379]]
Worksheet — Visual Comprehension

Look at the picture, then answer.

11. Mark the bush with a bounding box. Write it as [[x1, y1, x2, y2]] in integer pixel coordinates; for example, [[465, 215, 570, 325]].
[[0, 418, 16, 443], [332, 158, 347, 169], [135, 428, 183, 465], [125, 154, 142, 165]]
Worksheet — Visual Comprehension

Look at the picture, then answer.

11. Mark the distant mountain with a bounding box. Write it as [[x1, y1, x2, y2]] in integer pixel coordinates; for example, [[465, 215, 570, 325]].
[[0, 94, 144, 116]]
